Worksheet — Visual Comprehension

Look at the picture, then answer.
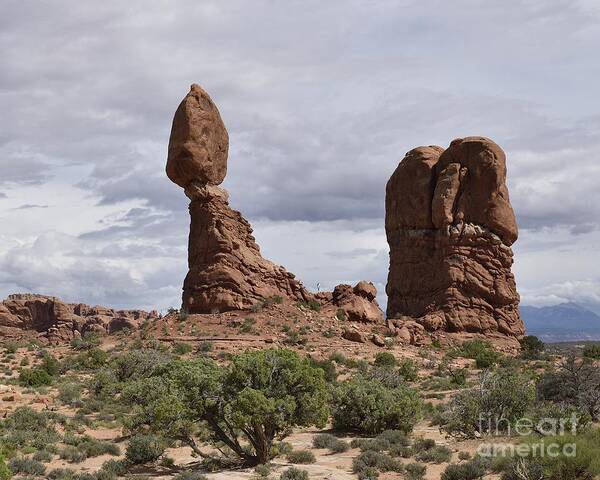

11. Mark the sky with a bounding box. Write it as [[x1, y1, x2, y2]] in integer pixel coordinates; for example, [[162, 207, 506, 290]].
[[1, 0, 600, 314]]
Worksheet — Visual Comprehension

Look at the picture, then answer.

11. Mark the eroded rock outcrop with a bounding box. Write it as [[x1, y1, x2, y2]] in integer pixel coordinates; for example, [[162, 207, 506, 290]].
[[331, 281, 384, 323], [385, 137, 524, 336], [168, 85, 310, 313], [0, 294, 159, 343]]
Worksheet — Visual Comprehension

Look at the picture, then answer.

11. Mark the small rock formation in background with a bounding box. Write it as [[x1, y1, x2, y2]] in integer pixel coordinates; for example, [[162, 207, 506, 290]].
[[385, 137, 524, 337], [317, 281, 384, 323], [167, 85, 310, 313], [0, 294, 159, 343]]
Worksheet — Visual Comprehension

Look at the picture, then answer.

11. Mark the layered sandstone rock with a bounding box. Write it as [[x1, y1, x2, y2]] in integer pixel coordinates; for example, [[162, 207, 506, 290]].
[[182, 184, 308, 313], [385, 137, 524, 336], [331, 281, 384, 323], [168, 85, 310, 313], [0, 294, 159, 343]]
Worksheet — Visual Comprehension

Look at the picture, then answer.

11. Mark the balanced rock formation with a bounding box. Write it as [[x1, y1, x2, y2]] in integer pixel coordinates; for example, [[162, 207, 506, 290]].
[[168, 85, 310, 313], [385, 137, 524, 336], [0, 294, 159, 343]]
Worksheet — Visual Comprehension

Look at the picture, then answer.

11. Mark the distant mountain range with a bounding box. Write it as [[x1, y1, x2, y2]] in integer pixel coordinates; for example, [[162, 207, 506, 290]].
[[521, 302, 600, 342]]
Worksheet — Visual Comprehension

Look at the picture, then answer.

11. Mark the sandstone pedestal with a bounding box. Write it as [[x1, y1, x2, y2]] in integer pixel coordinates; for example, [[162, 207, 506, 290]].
[[182, 184, 308, 313], [385, 137, 524, 336]]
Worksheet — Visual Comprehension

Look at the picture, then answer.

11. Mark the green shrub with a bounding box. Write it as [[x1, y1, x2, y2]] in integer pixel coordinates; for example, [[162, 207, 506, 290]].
[[271, 441, 294, 458], [499, 457, 544, 480], [583, 344, 600, 360], [67, 348, 108, 370], [0, 406, 60, 450], [173, 472, 208, 480], [59, 445, 87, 463], [40, 353, 60, 376], [335, 309, 346, 321], [405, 462, 427, 480], [71, 332, 102, 350], [297, 300, 321, 312], [441, 459, 486, 480], [308, 358, 337, 383], [352, 451, 404, 475], [113, 349, 170, 382], [251, 302, 264, 313], [367, 366, 406, 389], [18, 366, 52, 387], [0, 453, 10, 480], [125, 434, 165, 464], [286, 449, 316, 464], [537, 356, 600, 420], [312, 433, 349, 453], [412, 438, 436, 452], [48, 467, 77, 479], [373, 352, 396, 367], [8, 456, 46, 475], [415, 445, 452, 463], [458, 451, 471, 461], [2, 342, 19, 354], [526, 401, 590, 433], [440, 368, 535, 438], [519, 336, 545, 359], [357, 467, 379, 480], [280, 467, 309, 480], [238, 317, 257, 334], [398, 359, 419, 382], [33, 449, 53, 462], [58, 383, 82, 405], [500, 429, 600, 480], [474, 349, 500, 369], [455, 340, 501, 368], [99, 459, 129, 477], [172, 342, 193, 355], [197, 341, 214, 354], [253, 464, 271, 477], [332, 376, 421, 434], [351, 430, 410, 456]]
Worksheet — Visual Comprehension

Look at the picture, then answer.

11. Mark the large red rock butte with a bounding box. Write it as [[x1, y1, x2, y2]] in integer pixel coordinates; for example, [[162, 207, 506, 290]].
[[167, 84, 384, 320], [385, 137, 524, 337]]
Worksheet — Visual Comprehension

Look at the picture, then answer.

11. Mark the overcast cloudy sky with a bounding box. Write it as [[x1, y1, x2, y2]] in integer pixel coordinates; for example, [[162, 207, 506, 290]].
[[1, 0, 599, 314]]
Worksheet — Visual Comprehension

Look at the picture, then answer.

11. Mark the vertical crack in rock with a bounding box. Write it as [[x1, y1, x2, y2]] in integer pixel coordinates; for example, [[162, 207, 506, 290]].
[[385, 137, 524, 336]]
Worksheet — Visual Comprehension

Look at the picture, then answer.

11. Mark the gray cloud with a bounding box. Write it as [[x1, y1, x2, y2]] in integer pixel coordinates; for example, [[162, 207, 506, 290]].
[[12, 204, 48, 210]]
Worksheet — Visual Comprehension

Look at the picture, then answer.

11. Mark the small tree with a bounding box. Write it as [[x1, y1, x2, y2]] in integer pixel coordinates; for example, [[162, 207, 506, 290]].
[[122, 349, 329, 465], [537, 355, 600, 420], [519, 335, 545, 359], [440, 368, 535, 438]]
